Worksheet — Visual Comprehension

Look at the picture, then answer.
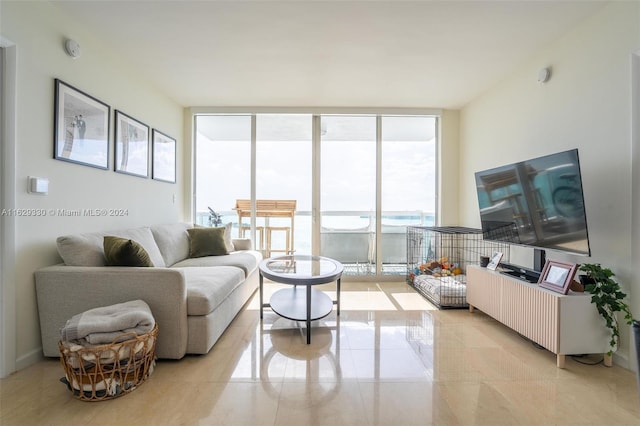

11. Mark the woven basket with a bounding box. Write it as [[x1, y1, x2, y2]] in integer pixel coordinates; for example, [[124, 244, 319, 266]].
[[58, 324, 158, 401]]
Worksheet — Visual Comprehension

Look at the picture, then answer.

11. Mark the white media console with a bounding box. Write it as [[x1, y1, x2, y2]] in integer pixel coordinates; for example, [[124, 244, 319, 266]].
[[466, 265, 610, 368]]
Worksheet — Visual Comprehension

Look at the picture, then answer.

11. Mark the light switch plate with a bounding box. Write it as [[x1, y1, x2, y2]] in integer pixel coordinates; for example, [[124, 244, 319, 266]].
[[28, 176, 49, 194]]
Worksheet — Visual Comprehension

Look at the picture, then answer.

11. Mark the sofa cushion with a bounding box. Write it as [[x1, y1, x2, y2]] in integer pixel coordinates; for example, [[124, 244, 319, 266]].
[[57, 227, 166, 267], [103, 236, 154, 267], [221, 222, 234, 252], [232, 238, 252, 251], [171, 251, 261, 277], [187, 227, 229, 257], [178, 266, 245, 315], [150, 222, 192, 266]]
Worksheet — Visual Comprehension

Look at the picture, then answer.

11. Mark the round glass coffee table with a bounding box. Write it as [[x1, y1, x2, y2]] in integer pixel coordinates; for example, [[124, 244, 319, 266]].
[[259, 255, 343, 344]]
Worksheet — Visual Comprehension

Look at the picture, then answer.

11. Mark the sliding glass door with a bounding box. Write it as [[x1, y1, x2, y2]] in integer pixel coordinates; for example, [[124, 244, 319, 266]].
[[380, 116, 436, 274], [194, 115, 251, 237], [320, 116, 377, 273], [255, 114, 312, 256]]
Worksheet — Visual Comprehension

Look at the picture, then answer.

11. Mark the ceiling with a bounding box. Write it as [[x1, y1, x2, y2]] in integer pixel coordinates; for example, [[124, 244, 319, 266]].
[[52, 1, 608, 109]]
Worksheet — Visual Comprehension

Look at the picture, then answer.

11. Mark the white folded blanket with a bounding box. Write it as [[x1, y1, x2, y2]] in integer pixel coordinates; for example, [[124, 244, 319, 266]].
[[61, 300, 155, 345]]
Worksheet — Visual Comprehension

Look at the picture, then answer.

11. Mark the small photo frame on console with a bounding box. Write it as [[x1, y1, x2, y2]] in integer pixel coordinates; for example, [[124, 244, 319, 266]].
[[486, 251, 503, 271], [537, 260, 577, 294]]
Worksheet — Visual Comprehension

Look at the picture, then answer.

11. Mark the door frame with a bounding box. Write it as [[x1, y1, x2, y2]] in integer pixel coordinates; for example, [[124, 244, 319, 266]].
[[630, 48, 640, 372], [0, 36, 17, 378]]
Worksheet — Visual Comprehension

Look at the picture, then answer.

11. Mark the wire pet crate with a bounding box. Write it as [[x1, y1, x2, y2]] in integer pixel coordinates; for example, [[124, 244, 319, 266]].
[[406, 226, 510, 309]]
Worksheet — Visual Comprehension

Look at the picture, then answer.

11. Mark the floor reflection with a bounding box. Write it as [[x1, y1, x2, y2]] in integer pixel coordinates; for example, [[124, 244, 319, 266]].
[[236, 302, 437, 385], [260, 319, 342, 406]]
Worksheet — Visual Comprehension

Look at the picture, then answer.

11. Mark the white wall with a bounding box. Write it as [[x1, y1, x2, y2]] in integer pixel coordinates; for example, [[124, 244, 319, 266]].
[[439, 110, 460, 225], [459, 2, 640, 367], [1, 2, 184, 371]]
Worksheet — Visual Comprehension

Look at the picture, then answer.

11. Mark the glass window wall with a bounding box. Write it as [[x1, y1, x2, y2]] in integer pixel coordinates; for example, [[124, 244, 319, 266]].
[[194, 113, 437, 276]]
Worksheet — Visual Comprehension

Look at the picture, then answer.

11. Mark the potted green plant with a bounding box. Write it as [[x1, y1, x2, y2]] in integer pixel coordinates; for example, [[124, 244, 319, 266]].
[[208, 207, 222, 227], [579, 263, 634, 356]]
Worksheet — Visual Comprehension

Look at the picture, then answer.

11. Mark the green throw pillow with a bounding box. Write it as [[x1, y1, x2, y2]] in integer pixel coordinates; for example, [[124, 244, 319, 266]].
[[103, 236, 154, 267], [187, 227, 229, 257]]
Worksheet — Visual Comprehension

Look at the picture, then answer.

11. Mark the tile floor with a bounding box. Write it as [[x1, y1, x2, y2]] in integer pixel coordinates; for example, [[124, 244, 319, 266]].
[[1, 281, 639, 425]]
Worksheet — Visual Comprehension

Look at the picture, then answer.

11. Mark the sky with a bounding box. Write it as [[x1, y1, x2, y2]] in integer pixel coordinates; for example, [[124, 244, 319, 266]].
[[195, 114, 437, 219]]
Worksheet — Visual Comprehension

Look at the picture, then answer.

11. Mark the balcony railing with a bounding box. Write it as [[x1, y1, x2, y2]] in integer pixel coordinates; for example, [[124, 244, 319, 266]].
[[195, 210, 434, 275]]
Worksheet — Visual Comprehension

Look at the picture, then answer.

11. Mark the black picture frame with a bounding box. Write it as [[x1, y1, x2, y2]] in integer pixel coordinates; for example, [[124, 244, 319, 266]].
[[114, 110, 150, 178], [152, 129, 176, 183], [538, 260, 577, 295], [54, 79, 110, 169]]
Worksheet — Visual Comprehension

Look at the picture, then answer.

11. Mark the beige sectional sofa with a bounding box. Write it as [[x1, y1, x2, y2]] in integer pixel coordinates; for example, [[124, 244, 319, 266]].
[[35, 222, 262, 359]]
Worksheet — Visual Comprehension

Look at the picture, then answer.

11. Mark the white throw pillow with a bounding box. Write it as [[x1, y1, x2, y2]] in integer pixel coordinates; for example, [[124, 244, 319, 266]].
[[222, 222, 234, 253]]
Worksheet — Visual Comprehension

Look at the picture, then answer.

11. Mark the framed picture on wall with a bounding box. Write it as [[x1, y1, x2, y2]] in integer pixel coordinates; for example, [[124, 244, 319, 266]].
[[114, 110, 149, 178], [152, 129, 176, 183], [538, 260, 577, 294], [53, 79, 110, 169]]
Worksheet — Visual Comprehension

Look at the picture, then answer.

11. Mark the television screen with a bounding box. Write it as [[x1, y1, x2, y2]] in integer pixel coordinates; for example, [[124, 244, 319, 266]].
[[475, 149, 591, 256]]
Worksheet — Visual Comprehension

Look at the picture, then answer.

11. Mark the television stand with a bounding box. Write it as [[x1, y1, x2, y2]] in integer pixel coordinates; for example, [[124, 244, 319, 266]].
[[467, 265, 610, 368]]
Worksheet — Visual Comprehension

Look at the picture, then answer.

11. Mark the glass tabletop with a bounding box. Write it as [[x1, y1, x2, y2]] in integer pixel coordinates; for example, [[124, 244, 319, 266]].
[[259, 255, 343, 284]]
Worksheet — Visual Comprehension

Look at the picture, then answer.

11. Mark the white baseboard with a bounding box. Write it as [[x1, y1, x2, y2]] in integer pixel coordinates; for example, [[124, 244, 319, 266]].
[[15, 347, 44, 372], [613, 351, 630, 370]]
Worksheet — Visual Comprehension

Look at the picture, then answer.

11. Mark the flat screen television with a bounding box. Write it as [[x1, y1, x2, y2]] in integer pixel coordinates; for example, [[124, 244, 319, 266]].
[[475, 149, 590, 281]]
